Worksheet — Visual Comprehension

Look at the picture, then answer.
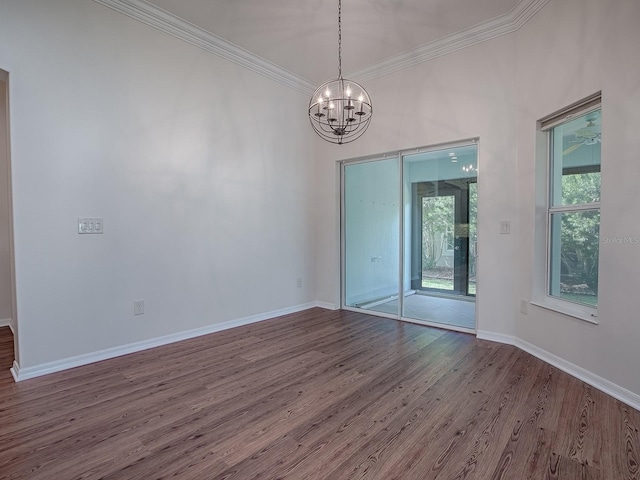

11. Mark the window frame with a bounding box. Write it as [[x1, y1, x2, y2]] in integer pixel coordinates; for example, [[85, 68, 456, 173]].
[[533, 94, 601, 323]]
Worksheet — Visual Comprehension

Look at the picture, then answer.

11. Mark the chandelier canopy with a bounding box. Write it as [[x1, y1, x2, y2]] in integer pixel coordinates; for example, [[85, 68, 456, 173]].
[[308, 0, 372, 145]]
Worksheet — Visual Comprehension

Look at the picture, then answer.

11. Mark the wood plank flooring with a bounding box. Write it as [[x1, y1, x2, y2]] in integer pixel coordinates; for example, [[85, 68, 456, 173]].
[[0, 308, 638, 479]]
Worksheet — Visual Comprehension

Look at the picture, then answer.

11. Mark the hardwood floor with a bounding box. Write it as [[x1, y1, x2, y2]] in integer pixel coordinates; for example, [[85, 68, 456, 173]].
[[0, 309, 638, 479]]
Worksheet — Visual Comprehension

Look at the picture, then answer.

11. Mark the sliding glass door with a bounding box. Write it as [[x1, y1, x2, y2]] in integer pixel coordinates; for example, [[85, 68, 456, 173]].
[[343, 157, 400, 314], [342, 144, 478, 331]]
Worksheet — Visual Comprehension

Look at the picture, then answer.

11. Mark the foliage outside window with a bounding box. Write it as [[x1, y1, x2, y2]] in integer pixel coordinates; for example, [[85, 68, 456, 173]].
[[422, 196, 454, 270], [547, 105, 601, 308], [468, 183, 477, 295]]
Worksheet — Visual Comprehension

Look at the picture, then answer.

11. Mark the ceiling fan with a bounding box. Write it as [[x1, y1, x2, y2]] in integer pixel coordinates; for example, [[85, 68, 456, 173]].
[[563, 116, 601, 155]]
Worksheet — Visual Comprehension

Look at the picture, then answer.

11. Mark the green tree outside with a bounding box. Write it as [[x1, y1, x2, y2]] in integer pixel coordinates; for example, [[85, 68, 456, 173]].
[[556, 172, 600, 305]]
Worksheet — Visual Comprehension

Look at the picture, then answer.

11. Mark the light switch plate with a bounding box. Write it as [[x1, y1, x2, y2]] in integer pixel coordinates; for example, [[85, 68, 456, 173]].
[[78, 217, 103, 234]]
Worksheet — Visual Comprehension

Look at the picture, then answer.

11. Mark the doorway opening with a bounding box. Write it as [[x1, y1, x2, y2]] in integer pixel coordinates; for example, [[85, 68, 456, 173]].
[[342, 142, 478, 332], [412, 178, 477, 298], [0, 68, 17, 378]]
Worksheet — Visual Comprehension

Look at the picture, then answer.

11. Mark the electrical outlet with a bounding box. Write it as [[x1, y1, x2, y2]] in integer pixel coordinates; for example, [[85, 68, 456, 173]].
[[134, 299, 144, 315], [500, 221, 511, 234], [520, 300, 528, 314], [296, 277, 303, 288]]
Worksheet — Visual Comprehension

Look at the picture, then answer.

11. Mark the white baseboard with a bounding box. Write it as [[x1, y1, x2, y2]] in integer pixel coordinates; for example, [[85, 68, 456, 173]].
[[515, 338, 640, 412], [476, 330, 640, 411], [315, 301, 338, 310], [0, 318, 10, 328], [11, 301, 319, 382], [476, 330, 516, 345], [10, 360, 19, 382]]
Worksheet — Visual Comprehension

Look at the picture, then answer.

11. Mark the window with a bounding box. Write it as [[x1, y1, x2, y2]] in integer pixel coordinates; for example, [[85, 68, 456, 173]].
[[539, 94, 601, 320]]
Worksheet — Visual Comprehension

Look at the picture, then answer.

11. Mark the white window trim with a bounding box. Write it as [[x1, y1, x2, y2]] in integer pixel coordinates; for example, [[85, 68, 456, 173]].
[[530, 297, 598, 324], [532, 94, 601, 324]]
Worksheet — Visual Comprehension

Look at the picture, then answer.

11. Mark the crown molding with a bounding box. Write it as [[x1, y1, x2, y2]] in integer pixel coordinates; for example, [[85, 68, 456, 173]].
[[92, 0, 316, 95], [347, 0, 550, 83], [93, 0, 549, 93]]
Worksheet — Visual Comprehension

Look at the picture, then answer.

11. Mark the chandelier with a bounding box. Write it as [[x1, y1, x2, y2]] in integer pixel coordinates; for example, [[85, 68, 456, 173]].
[[308, 0, 373, 145]]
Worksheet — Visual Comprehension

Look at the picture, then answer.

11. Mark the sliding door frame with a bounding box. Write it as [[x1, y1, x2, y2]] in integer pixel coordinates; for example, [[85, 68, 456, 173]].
[[340, 139, 479, 333], [340, 152, 401, 321]]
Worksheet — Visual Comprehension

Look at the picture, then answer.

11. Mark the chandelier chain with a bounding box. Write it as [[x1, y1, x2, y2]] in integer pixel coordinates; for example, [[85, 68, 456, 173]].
[[338, 0, 342, 77]]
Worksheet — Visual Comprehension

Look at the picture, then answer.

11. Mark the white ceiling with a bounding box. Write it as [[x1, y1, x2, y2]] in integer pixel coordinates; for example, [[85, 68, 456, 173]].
[[93, 0, 549, 92], [140, 0, 525, 84]]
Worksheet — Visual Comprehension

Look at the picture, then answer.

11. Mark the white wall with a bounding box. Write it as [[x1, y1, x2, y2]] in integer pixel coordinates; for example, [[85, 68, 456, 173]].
[[0, 75, 12, 325], [0, 0, 316, 370], [314, 0, 640, 401], [514, 0, 640, 397]]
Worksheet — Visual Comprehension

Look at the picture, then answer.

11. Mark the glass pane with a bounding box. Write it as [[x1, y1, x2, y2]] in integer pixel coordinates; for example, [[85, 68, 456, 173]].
[[549, 210, 600, 306], [561, 172, 601, 205], [422, 195, 454, 291], [550, 109, 601, 206], [468, 182, 477, 295], [401, 145, 477, 330], [344, 158, 400, 313]]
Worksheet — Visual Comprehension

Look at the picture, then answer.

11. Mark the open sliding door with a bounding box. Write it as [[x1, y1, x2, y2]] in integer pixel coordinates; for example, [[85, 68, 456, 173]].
[[342, 143, 478, 332]]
